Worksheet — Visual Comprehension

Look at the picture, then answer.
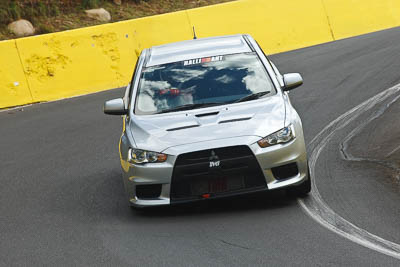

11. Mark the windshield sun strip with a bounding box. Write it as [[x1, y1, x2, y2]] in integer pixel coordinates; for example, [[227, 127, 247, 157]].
[[133, 52, 277, 115]]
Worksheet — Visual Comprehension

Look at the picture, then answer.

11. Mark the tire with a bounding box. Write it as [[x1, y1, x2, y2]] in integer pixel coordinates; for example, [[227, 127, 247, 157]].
[[286, 167, 311, 197]]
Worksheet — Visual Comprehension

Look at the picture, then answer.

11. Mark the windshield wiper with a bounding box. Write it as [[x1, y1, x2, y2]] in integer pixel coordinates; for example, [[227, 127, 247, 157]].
[[156, 102, 222, 114], [234, 91, 270, 103]]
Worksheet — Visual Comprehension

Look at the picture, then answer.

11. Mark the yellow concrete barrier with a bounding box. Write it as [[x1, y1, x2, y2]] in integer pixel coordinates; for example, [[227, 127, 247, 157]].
[[187, 0, 333, 54], [324, 0, 400, 40], [11, 10, 193, 105], [16, 22, 138, 103], [0, 40, 33, 108], [128, 10, 193, 52], [1, 0, 400, 109]]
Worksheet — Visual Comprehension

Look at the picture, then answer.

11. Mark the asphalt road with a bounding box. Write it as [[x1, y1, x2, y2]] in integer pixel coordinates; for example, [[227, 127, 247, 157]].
[[1, 27, 400, 266]]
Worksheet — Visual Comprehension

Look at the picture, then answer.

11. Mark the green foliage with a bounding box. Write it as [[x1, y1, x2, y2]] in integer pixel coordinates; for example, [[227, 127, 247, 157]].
[[8, 1, 21, 20], [36, 22, 54, 34], [0, 1, 21, 24], [81, 0, 104, 9]]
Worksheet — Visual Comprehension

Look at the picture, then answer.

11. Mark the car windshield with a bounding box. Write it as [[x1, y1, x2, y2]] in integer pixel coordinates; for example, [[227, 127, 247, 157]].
[[134, 52, 275, 115]]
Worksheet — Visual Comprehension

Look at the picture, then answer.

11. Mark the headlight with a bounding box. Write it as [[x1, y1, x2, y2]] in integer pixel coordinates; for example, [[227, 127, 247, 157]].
[[128, 148, 167, 164], [257, 125, 295, 148]]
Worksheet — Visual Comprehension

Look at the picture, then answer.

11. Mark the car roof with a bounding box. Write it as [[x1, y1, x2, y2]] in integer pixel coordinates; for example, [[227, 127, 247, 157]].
[[145, 34, 253, 67]]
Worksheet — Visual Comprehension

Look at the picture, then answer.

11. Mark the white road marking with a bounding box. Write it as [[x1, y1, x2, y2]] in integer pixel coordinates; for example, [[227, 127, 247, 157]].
[[387, 145, 400, 158], [298, 84, 400, 260]]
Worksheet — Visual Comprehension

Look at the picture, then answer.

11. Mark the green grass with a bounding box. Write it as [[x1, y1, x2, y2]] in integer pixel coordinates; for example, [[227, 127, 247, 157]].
[[0, 0, 234, 40]]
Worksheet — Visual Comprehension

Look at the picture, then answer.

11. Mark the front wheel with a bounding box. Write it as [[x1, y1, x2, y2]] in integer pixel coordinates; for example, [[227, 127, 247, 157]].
[[286, 167, 311, 197]]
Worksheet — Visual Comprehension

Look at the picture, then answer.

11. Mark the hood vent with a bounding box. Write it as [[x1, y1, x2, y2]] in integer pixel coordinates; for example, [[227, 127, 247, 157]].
[[195, 111, 219, 118], [219, 117, 251, 124], [166, 125, 200, 132]]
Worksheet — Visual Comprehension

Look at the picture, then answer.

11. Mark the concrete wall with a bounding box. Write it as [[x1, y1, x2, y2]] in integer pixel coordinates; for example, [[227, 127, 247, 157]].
[[0, 40, 33, 107], [1, 0, 400, 108]]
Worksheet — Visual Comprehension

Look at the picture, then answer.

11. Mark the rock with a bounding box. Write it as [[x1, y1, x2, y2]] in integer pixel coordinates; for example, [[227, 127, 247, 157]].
[[7, 19, 35, 37], [85, 8, 111, 22], [113, 0, 122, 5]]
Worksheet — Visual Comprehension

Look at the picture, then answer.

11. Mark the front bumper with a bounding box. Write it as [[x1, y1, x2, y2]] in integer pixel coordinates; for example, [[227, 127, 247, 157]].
[[121, 134, 308, 208]]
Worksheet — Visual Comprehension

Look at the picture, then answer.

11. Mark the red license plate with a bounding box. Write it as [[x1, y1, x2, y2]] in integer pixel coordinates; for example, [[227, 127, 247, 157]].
[[208, 177, 228, 193], [191, 176, 244, 196]]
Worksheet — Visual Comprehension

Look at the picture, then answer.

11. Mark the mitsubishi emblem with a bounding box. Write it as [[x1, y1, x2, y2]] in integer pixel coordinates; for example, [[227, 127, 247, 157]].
[[209, 150, 220, 168]]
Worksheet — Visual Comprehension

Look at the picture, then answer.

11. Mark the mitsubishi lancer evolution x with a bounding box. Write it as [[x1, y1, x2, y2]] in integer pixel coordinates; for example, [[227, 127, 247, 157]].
[[104, 34, 311, 208]]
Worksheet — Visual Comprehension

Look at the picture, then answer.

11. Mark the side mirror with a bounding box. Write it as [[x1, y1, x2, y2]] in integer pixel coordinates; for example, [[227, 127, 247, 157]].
[[283, 73, 303, 91], [103, 98, 127, 115]]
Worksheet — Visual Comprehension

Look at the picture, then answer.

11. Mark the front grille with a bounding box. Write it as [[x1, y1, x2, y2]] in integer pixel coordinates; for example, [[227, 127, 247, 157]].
[[170, 146, 267, 202]]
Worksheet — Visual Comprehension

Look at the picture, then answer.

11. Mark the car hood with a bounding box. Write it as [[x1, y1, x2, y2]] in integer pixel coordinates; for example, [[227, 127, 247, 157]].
[[130, 94, 286, 153]]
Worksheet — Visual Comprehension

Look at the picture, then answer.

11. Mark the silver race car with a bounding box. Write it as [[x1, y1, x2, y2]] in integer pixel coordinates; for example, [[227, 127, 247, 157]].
[[104, 34, 310, 208]]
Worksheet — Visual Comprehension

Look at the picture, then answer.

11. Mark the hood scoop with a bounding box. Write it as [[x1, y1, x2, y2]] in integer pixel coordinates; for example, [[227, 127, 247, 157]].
[[195, 111, 219, 117], [166, 124, 200, 132], [219, 117, 251, 124]]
